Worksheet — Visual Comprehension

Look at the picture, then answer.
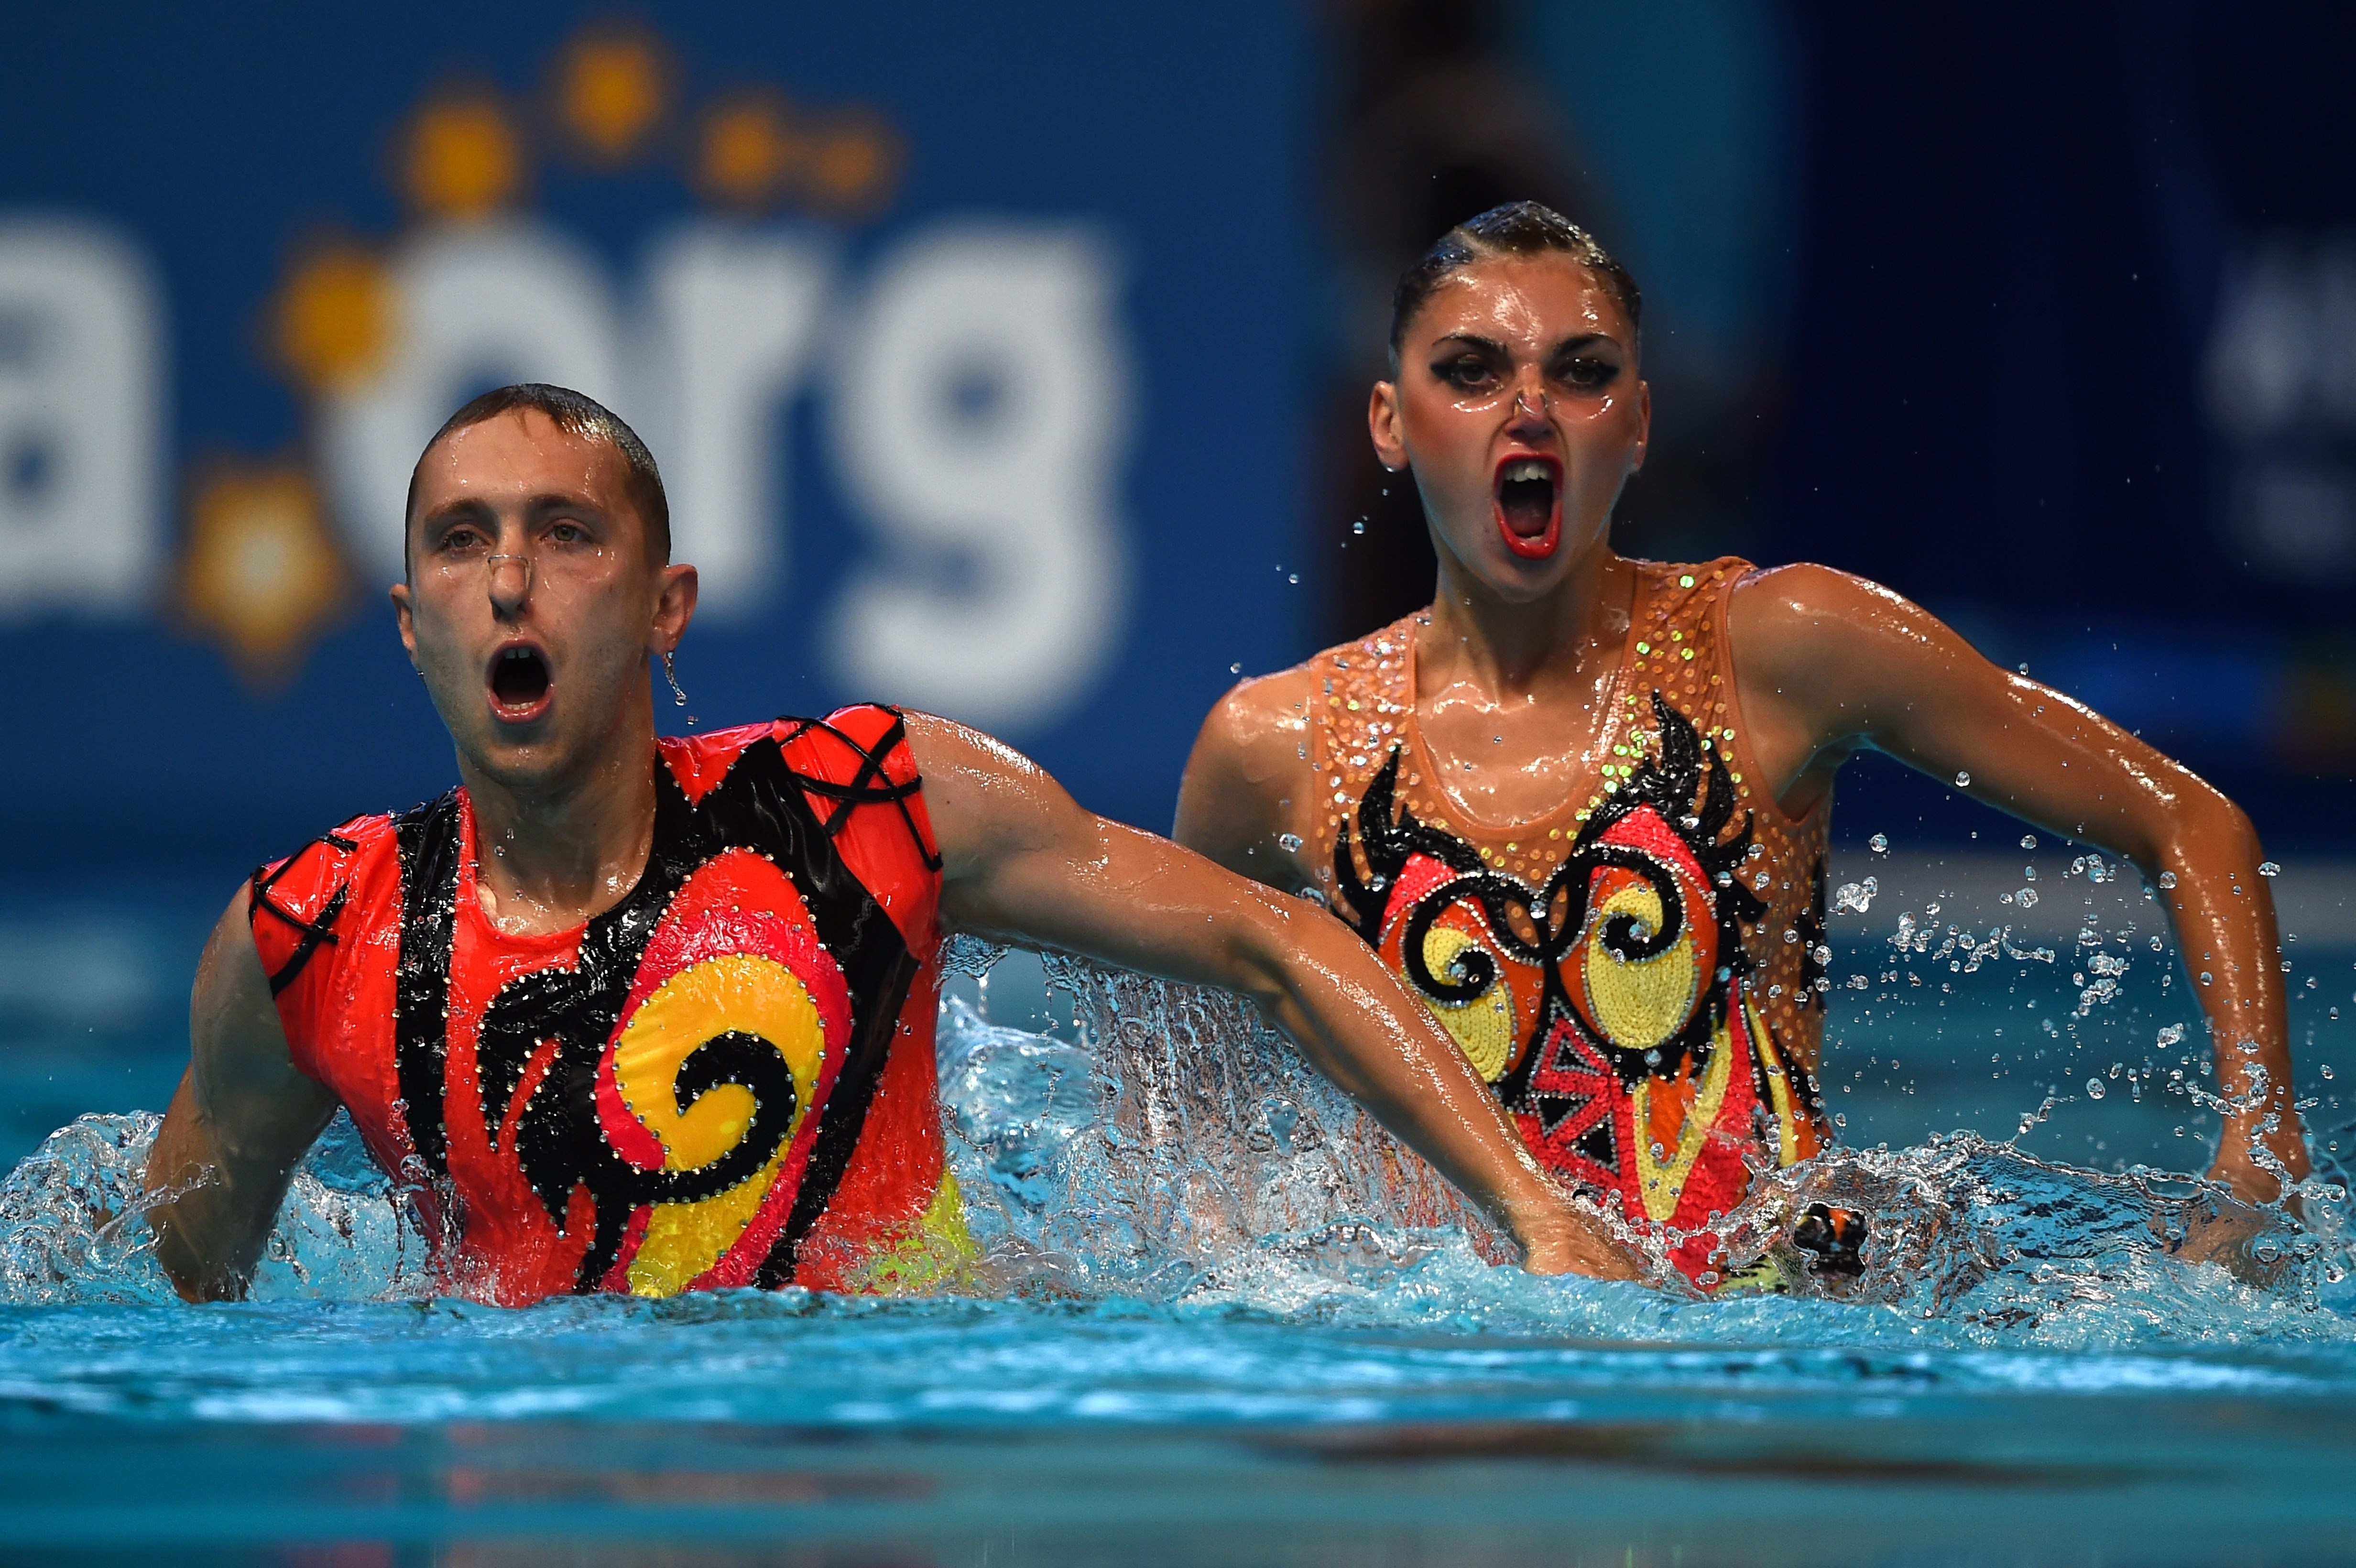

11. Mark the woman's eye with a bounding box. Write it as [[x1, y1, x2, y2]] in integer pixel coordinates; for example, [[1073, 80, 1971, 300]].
[[1434, 357, 1499, 390], [1559, 357, 1619, 391]]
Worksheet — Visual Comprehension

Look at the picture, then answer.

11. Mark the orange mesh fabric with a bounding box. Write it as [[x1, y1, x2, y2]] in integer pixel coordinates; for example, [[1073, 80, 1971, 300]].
[[1308, 558, 1832, 1283]]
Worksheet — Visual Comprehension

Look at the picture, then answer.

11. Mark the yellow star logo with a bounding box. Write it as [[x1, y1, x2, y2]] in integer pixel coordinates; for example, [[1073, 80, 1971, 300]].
[[269, 240, 392, 396], [179, 460, 348, 683], [402, 87, 524, 221], [553, 24, 670, 164], [694, 91, 810, 212]]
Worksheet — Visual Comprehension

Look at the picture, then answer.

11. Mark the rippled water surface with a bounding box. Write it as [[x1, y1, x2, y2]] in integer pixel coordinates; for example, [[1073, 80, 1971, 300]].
[[1, 869, 2354, 1564]]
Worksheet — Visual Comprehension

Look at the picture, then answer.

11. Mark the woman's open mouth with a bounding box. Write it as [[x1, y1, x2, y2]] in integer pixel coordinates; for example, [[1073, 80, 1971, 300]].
[[1493, 455, 1561, 559], [487, 643, 554, 724]]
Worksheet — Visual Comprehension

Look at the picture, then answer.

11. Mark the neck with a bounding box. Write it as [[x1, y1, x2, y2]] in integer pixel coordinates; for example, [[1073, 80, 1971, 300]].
[[1422, 540, 1631, 698], [459, 696, 660, 936]]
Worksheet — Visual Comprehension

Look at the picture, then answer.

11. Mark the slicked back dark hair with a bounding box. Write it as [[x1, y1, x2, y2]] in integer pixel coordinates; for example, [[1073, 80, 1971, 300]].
[[404, 383, 669, 573], [1388, 202, 1642, 371]]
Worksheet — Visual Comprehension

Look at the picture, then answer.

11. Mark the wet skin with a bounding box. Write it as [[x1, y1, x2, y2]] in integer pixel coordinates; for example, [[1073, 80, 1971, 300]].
[[142, 410, 1642, 1302], [1177, 252, 2306, 1209]]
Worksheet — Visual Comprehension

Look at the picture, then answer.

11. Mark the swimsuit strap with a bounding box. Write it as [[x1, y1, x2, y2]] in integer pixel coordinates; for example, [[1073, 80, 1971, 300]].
[[774, 706, 944, 873], [247, 830, 360, 997]]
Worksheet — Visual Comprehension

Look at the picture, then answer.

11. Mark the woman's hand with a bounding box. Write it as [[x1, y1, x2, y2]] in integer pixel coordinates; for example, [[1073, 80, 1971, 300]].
[[1507, 1194, 1648, 1280], [2206, 1108, 2311, 1206]]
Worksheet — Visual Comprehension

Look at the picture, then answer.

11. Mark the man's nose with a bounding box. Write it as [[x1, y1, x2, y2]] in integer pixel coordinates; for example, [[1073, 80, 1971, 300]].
[[487, 552, 533, 617]]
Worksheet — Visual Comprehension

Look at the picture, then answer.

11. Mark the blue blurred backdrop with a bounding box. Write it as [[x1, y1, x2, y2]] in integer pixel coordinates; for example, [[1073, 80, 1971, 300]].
[[0, 1, 2351, 895]]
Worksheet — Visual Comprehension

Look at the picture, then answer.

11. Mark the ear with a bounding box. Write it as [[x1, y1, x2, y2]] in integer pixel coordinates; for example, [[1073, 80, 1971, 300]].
[[650, 563, 698, 654], [1629, 378, 1652, 475], [390, 581, 418, 664], [1368, 380, 1407, 472]]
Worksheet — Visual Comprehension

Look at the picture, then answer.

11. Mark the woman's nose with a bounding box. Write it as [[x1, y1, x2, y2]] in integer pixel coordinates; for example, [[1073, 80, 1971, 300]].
[[1506, 379, 1551, 432]]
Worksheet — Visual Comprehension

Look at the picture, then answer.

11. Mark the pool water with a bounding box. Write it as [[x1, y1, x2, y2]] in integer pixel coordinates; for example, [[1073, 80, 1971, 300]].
[[1, 860, 2354, 1565]]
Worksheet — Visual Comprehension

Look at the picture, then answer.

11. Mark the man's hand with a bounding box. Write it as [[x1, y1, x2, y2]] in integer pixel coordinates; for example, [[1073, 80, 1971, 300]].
[[144, 886, 338, 1301], [905, 713, 1646, 1282]]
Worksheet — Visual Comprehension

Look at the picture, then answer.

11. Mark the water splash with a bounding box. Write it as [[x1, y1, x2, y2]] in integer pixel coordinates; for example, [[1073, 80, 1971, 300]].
[[0, 947, 2348, 1357], [0, 1109, 429, 1306], [935, 954, 2353, 1348]]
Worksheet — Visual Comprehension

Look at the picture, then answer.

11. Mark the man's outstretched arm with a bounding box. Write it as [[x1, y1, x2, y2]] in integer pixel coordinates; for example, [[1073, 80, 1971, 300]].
[[905, 713, 1642, 1281], [143, 888, 340, 1301]]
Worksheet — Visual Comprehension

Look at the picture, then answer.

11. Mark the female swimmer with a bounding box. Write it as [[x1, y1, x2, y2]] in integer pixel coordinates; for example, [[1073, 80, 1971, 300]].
[[1176, 202, 2304, 1285]]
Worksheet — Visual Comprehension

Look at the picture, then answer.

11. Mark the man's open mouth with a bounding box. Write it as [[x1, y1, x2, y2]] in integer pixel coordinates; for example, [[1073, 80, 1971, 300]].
[[488, 643, 553, 721], [1493, 455, 1561, 558]]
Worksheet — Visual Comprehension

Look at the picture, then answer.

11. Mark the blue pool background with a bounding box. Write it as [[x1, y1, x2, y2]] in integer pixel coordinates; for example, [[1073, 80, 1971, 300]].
[[1, 855, 2352, 1563]]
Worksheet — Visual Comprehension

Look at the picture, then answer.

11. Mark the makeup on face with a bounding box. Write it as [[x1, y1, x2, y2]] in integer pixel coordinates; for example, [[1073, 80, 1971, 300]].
[[1390, 258, 1644, 587]]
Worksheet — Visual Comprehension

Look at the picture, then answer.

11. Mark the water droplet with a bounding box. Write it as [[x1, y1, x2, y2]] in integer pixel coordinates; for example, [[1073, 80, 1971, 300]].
[[1287, 573, 1299, 585], [2017, 888, 2039, 908], [2322, 1064, 2335, 1080], [2085, 1077, 2105, 1100], [1277, 833, 1304, 853], [2158, 871, 2178, 888], [2200, 972, 2213, 985], [1352, 519, 1366, 535], [2258, 860, 2281, 878], [2020, 835, 2037, 849], [1954, 771, 1972, 787], [1869, 833, 1889, 854]]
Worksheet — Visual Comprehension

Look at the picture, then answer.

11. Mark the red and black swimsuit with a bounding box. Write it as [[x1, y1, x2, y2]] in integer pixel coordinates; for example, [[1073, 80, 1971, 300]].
[[250, 705, 962, 1306]]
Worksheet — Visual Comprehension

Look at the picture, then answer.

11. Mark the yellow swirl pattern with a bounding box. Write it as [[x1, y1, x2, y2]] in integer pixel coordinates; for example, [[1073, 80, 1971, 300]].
[[611, 952, 827, 1296], [1582, 881, 1699, 1056], [1417, 924, 1516, 1081], [1629, 1009, 1736, 1224]]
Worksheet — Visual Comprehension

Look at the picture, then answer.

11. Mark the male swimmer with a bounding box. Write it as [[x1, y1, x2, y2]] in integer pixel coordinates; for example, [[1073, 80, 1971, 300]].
[[143, 382, 1642, 1305], [1178, 203, 2305, 1288]]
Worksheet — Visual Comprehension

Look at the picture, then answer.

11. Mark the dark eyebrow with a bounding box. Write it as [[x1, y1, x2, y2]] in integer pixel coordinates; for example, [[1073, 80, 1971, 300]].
[[415, 497, 494, 533], [1547, 333, 1616, 358], [522, 492, 608, 521], [1430, 333, 1508, 356]]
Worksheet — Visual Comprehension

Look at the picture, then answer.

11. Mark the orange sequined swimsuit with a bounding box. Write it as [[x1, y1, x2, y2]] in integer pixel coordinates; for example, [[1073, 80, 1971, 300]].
[[248, 705, 966, 1306], [1310, 559, 1835, 1283]]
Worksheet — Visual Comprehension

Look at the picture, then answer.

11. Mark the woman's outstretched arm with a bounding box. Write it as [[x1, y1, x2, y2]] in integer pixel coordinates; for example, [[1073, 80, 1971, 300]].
[[1730, 564, 2305, 1201]]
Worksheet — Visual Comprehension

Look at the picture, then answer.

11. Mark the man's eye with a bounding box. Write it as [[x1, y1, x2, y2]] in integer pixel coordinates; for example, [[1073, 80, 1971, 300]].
[[438, 529, 489, 555], [547, 522, 587, 544]]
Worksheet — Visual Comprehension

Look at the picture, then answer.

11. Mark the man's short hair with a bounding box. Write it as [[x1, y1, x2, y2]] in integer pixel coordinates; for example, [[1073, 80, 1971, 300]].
[[404, 383, 670, 570]]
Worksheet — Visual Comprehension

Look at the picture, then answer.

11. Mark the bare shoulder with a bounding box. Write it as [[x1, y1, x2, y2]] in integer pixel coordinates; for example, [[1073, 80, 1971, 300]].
[[1187, 666, 1318, 791], [189, 881, 311, 1099], [1727, 562, 1939, 681], [901, 708, 1047, 796], [898, 709, 1079, 875], [1727, 561, 1917, 638], [1175, 664, 1320, 880]]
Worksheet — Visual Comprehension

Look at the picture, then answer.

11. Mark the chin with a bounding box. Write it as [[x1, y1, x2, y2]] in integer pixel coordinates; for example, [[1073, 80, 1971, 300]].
[[1477, 559, 1569, 604]]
